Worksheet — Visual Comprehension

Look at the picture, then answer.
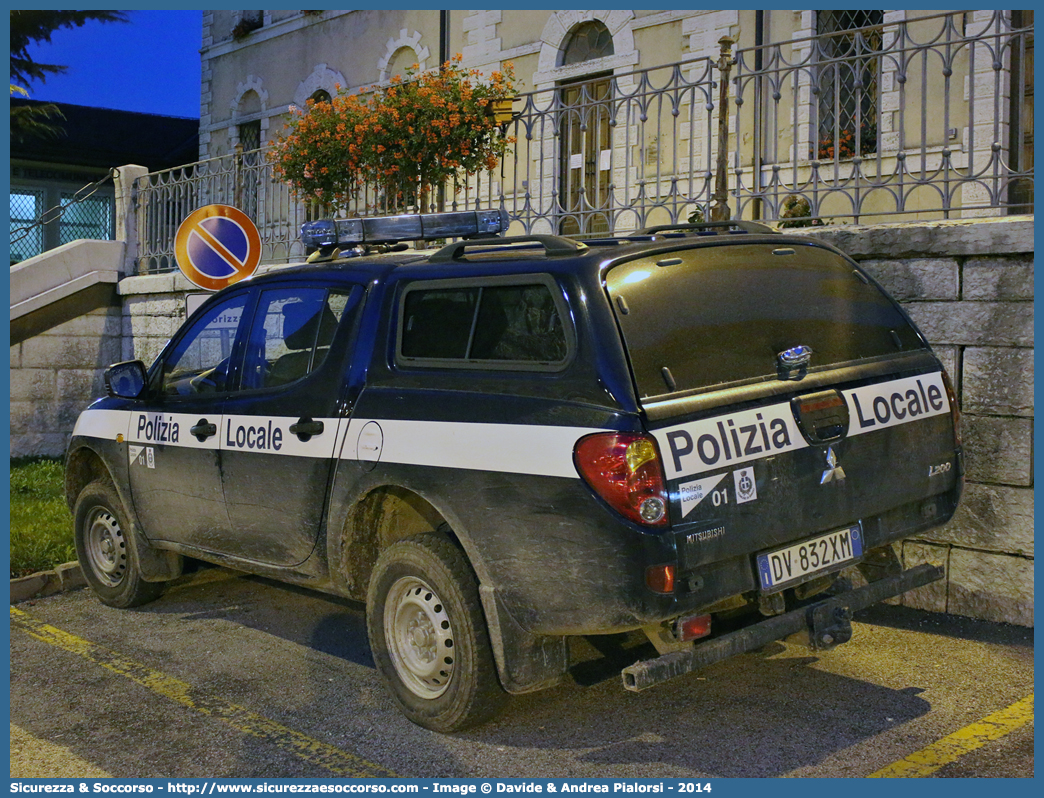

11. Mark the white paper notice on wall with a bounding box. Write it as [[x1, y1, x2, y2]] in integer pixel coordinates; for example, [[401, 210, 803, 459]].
[[600, 149, 611, 171], [570, 153, 583, 170]]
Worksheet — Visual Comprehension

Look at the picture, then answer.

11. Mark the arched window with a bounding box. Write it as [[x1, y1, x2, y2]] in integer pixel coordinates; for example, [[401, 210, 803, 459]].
[[560, 21, 614, 66], [386, 46, 420, 81], [309, 89, 331, 105]]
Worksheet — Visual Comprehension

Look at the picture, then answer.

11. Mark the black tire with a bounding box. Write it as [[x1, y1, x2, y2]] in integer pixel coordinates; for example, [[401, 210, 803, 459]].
[[366, 533, 508, 732], [73, 480, 165, 608]]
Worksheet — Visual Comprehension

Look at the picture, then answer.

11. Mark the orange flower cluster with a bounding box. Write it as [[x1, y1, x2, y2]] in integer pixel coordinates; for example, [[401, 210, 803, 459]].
[[816, 121, 878, 161], [272, 55, 516, 212]]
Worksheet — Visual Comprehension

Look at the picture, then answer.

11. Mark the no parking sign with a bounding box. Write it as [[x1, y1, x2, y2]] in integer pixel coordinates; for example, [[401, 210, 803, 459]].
[[174, 204, 262, 291]]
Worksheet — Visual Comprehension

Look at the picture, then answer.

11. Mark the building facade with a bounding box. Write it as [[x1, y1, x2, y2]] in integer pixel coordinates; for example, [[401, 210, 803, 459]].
[[196, 9, 1033, 234]]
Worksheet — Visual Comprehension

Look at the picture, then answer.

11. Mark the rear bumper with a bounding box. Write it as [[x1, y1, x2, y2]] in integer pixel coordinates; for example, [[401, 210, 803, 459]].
[[621, 562, 944, 691]]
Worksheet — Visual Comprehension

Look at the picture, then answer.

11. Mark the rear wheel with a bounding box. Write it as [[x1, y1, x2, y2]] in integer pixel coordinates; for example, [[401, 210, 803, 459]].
[[366, 533, 507, 732], [73, 480, 164, 608]]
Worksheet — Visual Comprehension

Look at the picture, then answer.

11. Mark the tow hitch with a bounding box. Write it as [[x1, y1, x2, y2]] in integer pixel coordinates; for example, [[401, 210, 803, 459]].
[[621, 563, 943, 691], [805, 603, 854, 650]]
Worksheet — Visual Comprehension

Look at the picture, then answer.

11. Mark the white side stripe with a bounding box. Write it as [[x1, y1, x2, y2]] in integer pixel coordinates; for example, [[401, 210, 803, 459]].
[[655, 372, 951, 481], [341, 418, 600, 479], [73, 409, 342, 458], [72, 409, 600, 478], [72, 409, 129, 441], [843, 372, 949, 436], [221, 414, 342, 458]]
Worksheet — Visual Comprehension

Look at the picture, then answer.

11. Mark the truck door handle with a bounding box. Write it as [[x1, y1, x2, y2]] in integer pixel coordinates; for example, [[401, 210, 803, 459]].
[[289, 418, 324, 441], [190, 420, 217, 441]]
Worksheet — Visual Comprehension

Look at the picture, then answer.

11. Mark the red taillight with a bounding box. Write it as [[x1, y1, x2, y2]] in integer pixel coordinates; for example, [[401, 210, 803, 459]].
[[646, 564, 676, 594], [574, 432, 669, 527], [941, 368, 962, 446]]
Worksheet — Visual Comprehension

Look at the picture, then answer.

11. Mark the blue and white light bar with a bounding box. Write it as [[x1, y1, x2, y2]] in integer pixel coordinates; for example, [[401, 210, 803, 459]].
[[301, 209, 509, 250]]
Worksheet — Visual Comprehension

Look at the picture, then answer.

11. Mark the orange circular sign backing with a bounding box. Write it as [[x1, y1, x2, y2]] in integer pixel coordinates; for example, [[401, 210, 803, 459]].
[[174, 205, 262, 291]]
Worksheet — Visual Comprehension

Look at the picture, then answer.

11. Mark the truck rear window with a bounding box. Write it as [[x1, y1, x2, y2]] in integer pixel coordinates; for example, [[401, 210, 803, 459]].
[[606, 242, 924, 398]]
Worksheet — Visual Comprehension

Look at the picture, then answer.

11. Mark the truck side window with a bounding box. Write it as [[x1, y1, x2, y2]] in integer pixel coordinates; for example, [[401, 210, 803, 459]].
[[159, 294, 248, 396], [399, 278, 569, 367], [242, 287, 357, 390]]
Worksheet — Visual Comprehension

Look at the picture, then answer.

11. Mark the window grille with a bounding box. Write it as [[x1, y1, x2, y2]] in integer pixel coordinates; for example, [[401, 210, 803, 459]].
[[59, 193, 114, 246], [239, 120, 262, 152], [9, 190, 43, 263], [816, 10, 883, 160]]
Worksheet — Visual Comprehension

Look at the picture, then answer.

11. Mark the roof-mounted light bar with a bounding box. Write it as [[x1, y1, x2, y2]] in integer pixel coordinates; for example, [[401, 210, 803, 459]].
[[300, 208, 510, 251]]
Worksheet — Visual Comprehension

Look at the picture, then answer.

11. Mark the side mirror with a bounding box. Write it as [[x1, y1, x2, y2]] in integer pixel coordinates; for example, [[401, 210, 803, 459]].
[[105, 360, 148, 399]]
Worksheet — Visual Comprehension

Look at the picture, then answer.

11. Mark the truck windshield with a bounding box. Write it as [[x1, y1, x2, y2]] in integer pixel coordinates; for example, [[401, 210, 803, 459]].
[[606, 241, 925, 399]]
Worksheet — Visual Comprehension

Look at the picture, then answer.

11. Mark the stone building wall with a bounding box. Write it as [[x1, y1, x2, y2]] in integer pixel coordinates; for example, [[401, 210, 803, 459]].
[[10, 307, 123, 459], [807, 217, 1034, 626]]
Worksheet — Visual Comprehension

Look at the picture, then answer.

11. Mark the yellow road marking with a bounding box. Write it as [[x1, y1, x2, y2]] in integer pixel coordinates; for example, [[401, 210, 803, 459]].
[[11, 607, 398, 778], [11, 724, 112, 778], [869, 694, 1034, 777]]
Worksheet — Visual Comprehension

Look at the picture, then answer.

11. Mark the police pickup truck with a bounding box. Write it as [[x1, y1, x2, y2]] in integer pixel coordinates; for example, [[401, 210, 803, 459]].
[[67, 211, 962, 732]]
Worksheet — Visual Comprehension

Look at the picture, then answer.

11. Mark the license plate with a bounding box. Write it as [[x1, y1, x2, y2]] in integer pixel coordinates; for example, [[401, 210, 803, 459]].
[[756, 524, 863, 592]]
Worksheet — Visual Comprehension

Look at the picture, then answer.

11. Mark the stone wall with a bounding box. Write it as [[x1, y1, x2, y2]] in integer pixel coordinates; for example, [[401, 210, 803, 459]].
[[807, 217, 1034, 627], [9, 166, 145, 461], [10, 306, 123, 458], [117, 272, 197, 367]]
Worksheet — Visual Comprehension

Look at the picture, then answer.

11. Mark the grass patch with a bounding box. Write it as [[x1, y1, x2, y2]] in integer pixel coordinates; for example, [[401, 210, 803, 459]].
[[10, 457, 76, 578]]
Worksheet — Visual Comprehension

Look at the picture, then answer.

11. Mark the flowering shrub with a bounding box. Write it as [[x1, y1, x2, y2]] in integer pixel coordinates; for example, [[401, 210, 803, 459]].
[[273, 55, 516, 212]]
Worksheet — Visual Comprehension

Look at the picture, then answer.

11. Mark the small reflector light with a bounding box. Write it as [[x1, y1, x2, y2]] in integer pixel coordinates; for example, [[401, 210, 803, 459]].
[[646, 564, 675, 594], [300, 208, 509, 250], [675, 613, 712, 642]]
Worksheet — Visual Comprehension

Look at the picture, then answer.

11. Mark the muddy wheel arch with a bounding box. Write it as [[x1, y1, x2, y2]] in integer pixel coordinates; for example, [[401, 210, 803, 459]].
[[334, 484, 484, 600], [65, 446, 115, 511]]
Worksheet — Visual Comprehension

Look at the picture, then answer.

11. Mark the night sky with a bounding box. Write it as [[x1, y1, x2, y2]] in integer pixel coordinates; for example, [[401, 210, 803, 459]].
[[20, 9, 203, 119]]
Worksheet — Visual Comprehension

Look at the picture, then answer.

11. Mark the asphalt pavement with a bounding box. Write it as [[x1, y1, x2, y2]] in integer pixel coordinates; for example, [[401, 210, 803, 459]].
[[9, 566, 1034, 779]]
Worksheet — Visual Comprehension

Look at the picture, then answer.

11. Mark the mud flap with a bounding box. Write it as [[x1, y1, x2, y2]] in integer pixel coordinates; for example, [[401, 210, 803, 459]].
[[479, 584, 568, 694], [621, 563, 944, 692], [130, 524, 184, 582]]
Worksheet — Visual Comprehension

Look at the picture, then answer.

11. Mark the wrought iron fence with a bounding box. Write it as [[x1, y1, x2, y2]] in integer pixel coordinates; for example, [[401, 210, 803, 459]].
[[135, 10, 1033, 273], [136, 148, 311, 273], [732, 9, 1035, 224]]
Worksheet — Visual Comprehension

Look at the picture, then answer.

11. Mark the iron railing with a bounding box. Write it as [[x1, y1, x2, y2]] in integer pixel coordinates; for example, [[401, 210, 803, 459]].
[[136, 10, 1033, 273], [732, 9, 1035, 223], [136, 148, 311, 273]]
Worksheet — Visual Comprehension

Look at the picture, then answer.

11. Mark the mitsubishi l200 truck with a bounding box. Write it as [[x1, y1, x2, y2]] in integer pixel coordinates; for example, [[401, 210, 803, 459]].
[[67, 212, 963, 731]]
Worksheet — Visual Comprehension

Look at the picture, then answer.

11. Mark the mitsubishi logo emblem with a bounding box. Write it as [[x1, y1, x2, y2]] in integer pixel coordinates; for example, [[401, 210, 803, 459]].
[[821, 446, 846, 484]]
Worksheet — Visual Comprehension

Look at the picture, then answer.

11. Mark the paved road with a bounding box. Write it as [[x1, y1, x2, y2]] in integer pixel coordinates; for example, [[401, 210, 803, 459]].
[[10, 566, 1034, 779]]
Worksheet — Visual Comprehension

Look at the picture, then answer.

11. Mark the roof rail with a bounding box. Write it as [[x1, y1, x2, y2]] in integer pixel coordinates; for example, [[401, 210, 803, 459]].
[[637, 220, 777, 236], [427, 235, 588, 263]]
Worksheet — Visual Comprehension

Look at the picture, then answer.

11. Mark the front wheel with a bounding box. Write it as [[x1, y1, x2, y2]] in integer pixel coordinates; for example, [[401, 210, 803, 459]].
[[366, 533, 507, 732], [73, 480, 165, 608]]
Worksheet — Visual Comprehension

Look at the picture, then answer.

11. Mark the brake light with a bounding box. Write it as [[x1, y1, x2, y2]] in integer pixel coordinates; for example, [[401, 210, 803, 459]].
[[574, 432, 669, 527], [941, 368, 962, 446]]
